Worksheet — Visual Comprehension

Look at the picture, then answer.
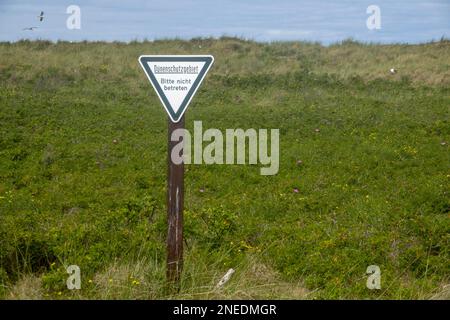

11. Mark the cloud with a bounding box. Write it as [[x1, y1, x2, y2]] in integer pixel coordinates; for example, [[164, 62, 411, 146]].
[[266, 30, 312, 36], [0, 0, 448, 44]]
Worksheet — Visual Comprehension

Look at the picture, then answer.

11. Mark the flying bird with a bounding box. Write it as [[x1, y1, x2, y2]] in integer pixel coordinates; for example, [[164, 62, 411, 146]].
[[23, 27, 39, 31], [37, 11, 44, 22]]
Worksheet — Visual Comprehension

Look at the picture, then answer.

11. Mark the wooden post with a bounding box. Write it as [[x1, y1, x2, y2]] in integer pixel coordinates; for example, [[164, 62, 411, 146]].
[[166, 115, 185, 289]]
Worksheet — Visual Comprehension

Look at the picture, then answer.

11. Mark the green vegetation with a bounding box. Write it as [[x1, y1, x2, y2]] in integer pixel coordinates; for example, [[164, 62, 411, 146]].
[[0, 38, 449, 299]]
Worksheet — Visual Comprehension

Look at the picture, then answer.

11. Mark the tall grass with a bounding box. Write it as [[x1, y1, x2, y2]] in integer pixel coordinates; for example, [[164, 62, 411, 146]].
[[0, 38, 449, 299]]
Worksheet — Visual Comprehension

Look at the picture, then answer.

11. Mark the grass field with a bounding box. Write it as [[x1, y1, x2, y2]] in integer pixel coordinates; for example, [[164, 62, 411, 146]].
[[0, 38, 449, 299]]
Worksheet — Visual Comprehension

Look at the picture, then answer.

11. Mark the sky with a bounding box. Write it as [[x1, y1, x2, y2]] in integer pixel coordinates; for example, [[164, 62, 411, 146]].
[[0, 0, 448, 44]]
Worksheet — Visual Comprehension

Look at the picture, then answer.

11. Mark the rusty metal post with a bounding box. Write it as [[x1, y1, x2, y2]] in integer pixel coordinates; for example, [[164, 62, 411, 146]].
[[166, 115, 185, 289]]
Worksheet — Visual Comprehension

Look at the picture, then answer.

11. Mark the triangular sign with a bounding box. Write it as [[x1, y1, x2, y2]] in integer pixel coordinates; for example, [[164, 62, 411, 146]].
[[139, 55, 214, 123]]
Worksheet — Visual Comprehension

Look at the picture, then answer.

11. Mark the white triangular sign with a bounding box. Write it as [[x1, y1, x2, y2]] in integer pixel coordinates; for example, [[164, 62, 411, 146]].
[[139, 55, 214, 123]]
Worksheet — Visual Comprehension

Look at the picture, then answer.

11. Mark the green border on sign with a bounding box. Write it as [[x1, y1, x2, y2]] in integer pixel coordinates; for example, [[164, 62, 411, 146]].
[[139, 55, 214, 123]]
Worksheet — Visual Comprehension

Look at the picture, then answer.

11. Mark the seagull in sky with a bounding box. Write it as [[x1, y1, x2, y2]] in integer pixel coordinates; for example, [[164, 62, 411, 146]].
[[38, 11, 44, 22], [23, 27, 39, 31]]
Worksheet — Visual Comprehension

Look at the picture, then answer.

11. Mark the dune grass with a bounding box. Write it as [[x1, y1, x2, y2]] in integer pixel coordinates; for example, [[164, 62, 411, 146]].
[[0, 38, 449, 299]]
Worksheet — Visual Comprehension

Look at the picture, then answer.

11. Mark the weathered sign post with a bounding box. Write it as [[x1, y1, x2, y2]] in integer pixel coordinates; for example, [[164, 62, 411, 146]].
[[138, 55, 214, 287]]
